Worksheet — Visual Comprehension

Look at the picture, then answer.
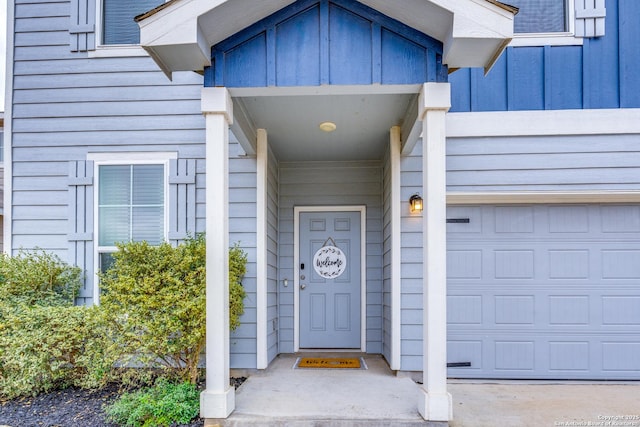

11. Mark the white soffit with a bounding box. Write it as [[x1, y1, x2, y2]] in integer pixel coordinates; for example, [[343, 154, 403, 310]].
[[138, 0, 515, 78]]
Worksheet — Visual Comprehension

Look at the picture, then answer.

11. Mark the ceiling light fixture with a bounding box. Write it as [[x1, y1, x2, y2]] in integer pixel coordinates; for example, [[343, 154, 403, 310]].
[[319, 121, 337, 132]]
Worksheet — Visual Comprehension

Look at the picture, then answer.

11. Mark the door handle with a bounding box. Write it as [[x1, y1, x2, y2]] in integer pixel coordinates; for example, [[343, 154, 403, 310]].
[[300, 284, 306, 290]]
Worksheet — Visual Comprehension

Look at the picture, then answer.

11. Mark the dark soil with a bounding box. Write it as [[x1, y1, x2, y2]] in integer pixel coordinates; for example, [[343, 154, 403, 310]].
[[0, 378, 246, 427]]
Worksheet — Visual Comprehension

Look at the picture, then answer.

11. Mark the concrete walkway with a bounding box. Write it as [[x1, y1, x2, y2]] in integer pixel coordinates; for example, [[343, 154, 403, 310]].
[[208, 354, 640, 426]]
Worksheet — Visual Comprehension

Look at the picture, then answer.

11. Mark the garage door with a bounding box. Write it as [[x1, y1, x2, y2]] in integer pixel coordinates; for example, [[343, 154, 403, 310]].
[[447, 204, 640, 380]]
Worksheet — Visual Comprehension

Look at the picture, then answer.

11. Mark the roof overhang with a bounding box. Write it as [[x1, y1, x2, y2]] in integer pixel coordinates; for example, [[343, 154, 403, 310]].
[[137, 0, 515, 78]]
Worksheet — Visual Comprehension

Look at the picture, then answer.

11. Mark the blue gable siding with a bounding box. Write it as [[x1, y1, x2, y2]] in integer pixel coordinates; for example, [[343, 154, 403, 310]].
[[207, 0, 446, 88], [451, 0, 640, 112]]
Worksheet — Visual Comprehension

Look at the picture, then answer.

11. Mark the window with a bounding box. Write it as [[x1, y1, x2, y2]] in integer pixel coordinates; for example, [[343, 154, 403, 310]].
[[509, 0, 569, 34], [97, 163, 166, 271], [101, 0, 163, 45]]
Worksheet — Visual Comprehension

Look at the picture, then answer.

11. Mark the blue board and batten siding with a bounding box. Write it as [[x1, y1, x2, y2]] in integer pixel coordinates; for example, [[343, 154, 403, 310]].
[[207, 0, 446, 88], [451, 0, 640, 111]]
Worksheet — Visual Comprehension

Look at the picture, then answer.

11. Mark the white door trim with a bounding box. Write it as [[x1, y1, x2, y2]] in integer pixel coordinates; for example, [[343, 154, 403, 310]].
[[294, 206, 367, 352]]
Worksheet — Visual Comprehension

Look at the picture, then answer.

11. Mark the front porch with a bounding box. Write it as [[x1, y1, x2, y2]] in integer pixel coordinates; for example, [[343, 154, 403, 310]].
[[136, 0, 515, 423], [210, 353, 435, 427]]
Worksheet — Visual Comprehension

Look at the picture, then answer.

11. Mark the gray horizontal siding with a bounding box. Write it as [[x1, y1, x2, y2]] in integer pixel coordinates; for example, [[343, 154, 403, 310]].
[[278, 161, 384, 354], [267, 146, 279, 364], [229, 140, 258, 369], [11, 0, 206, 255], [400, 142, 423, 371], [10, 0, 210, 324], [381, 147, 392, 365], [447, 134, 640, 191]]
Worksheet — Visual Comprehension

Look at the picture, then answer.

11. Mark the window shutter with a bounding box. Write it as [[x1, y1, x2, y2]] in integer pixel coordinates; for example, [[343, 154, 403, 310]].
[[69, 0, 96, 51], [68, 160, 95, 305], [575, 0, 606, 38], [168, 159, 197, 245]]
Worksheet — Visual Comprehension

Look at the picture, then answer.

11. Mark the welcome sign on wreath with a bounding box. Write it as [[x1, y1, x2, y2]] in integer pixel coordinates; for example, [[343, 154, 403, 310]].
[[313, 238, 347, 279]]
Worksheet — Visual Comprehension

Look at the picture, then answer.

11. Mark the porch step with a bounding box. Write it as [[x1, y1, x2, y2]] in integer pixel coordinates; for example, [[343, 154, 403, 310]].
[[205, 418, 447, 427]]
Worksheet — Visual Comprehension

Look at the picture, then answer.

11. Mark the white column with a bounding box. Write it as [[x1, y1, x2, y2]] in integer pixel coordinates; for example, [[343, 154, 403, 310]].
[[389, 126, 402, 371], [200, 87, 235, 419], [256, 129, 268, 370], [417, 82, 453, 422]]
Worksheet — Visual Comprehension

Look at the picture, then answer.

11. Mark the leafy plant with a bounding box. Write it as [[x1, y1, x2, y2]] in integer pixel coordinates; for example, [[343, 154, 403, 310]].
[[0, 249, 82, 307], [0, 250, 87, 398], [0, 304, 93, 398], [104, 379, 200, 427], [97, 235, 247, 384], [229, 244, 247, 331]]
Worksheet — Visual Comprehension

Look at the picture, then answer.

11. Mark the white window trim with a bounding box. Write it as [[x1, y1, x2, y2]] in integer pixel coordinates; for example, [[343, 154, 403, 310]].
[[89, 45, 150, 58], [509, 0, 583, 47], [91, 151, 177, 303]]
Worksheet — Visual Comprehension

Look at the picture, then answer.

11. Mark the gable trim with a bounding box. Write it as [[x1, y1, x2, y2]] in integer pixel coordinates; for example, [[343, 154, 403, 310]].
[[138, 0, 514, 78]]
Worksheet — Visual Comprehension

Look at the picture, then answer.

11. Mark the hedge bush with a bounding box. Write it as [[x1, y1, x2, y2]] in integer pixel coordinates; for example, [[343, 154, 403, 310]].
[[97, 235, 247, 384], [0, 239, 248, 399], [0, 249, 82, 307], [0, 250, 87, 398]]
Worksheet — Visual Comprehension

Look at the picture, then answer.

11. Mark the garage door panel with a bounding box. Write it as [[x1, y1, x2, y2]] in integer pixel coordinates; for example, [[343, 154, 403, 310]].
[[449, 289, 640, 332], [602, 250, 640, 278], [602, 342, 640, 371], [447, 204, 640, 379], [448, 332, 640, 379], [601, 205, 640, 232], [548, 341, 590, 371], [548, 296, 590, 325]]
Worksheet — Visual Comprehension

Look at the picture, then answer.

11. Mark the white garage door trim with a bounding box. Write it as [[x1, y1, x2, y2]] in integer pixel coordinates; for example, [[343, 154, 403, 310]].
[[447, 191, 640, 205]]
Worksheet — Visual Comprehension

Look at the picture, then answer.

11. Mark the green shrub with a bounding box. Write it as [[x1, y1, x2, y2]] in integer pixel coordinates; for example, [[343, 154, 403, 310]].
[[0, 305, 91, 398], [229, 244, 248, 331], [104, 379, 200, 427], [97, 235, 247, 384], [0, 249, 82, 307], [0, 250, 87, 398]]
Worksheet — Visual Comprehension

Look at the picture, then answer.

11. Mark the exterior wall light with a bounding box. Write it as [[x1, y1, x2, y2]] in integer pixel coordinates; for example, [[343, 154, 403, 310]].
[[409, 194, 423, 213]]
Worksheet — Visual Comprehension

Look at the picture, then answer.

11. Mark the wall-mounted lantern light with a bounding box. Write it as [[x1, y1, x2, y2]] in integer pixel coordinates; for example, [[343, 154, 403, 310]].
[[409, 194, 423, 213]]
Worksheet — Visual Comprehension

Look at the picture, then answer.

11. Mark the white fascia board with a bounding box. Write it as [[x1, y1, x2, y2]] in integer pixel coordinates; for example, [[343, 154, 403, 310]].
[[443, 4, 514, 71], [139, 0, 226, 43], [447, 109, 640, 138], [139, 0, 227, 75]]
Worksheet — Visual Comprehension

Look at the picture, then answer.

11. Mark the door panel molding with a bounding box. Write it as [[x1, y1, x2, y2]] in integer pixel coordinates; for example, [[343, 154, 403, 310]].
[[294, 206, 367, 352]]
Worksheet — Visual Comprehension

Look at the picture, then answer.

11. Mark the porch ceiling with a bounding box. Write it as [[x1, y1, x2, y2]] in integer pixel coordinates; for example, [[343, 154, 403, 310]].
[[233, 92, 416, 162], [137, 0, 515, 78]]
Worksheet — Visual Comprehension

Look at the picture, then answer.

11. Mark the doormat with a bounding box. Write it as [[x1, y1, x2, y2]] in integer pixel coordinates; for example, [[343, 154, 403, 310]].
[[295, 357, 366, 369]]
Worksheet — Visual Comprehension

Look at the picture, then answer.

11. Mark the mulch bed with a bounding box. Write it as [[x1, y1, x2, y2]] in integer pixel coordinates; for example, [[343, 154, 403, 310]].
[[0, 378, 246, 427]]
